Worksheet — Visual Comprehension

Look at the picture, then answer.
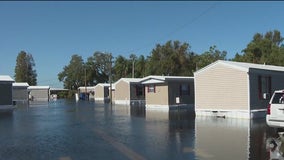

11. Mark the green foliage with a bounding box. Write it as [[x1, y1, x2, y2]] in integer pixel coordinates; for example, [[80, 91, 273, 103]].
[[146, 40, 194, 76], [58, 40, 231, 89], [135, 55, 147, 78], [113, 55, 131, 81], [113, 54, 147, 81], [86, 51, 113, 84], [14, 51, 37, 85], [233, 30, 284, 65], [56, 91, 69, 99], [58, 54, 85, 90], [195, 45, 227, 70], [18, 29, 284, 91], [58, 52, 113, 90], [67, 90, 77, 99]]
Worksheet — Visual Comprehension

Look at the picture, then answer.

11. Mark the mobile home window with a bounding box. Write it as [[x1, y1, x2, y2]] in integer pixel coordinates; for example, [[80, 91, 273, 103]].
[[180, 84, 190, 96], [147, 84, 155, 93], [136, 85, 144, 96], [258, 76, 271, 100]]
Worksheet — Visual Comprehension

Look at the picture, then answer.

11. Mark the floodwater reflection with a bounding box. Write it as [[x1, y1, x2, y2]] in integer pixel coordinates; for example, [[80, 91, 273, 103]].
[[0, 100, 280, 160]]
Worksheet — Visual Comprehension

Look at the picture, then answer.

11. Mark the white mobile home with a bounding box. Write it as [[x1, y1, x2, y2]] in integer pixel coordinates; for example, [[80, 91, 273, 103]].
[[28, 86, 50, 101], [13, 82, 29, 104], [194, 60, 284, 119]]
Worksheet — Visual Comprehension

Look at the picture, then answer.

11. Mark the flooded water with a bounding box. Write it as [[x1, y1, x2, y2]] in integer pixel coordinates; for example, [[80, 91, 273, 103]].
[[0, 99, 278, 160]]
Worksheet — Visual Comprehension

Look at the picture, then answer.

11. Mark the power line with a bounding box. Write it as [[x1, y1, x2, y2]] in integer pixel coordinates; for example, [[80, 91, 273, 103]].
[[127, 3, 218, 55], [164, 3, 218, 40]]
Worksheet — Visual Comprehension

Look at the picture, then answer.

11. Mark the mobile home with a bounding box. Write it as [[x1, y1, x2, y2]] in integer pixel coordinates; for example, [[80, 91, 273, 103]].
[[141, 76, 194, 111], [194, 60, 284, 119], [94, 83, 110, 102], [12, 82, 29, 104], [28, 86, 50, 101], [0, 75, 15, 112], [78, 86, 95, 100], [113, 78, 144, 105]]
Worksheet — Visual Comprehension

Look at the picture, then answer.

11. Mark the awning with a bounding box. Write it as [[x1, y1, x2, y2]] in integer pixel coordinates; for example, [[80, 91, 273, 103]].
[[141, 79, 165, 84]]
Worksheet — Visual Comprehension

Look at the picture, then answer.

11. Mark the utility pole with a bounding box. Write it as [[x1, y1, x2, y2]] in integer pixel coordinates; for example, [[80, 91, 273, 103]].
[[109, 53, 113, 105], [84, 66, 87, 100], [132, 58, 135, 78], [130, 54, 136, 78]]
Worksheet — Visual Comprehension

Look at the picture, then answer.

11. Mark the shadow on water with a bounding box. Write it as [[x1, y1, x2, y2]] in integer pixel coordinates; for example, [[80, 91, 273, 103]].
[[249, 119, 272, 160], [0, 111, 14, 117], [168, 109, 195, 131], [130, 104, 145, 118], [128, 104, 196, 133], [125, 104, 196, 160]]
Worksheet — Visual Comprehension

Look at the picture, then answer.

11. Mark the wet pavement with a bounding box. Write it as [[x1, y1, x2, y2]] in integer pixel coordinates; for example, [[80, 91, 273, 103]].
[[0, 99, 279, 160]]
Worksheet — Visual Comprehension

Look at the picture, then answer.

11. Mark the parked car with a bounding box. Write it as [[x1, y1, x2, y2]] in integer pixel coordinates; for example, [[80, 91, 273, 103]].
[[267, 90, 284, 128]]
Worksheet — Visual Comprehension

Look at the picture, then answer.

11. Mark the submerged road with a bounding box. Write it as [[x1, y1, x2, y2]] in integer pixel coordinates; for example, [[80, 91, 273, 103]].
[[0, 99, 276, 160]]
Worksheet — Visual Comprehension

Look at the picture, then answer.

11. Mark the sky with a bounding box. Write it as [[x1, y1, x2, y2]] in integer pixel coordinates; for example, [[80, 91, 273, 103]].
[[1, 1, 284, 88]]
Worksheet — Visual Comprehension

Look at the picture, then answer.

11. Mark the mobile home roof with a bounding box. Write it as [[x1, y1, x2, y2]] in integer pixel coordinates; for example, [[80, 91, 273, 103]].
[[194, 60, 284, 75], [0, 75, 14, 82], [28, 86, 50, 90], [13, 82, 29, 87]]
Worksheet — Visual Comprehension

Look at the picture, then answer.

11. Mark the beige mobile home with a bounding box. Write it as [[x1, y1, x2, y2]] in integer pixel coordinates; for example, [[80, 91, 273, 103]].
[[28, 86, 50, 101], [194, 60, 284, 119], [113, 78, 144, 105], [13, 82, 29, 104], [0, 75, 15, 112], [141, 76, 194, 110], [94, 83, 110, 102]]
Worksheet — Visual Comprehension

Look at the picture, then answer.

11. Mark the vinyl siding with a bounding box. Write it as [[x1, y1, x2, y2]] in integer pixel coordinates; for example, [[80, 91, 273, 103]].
[[13, 87, 28, 101], [0, 83, 13, 105], [29, 89, 49, 101], [271, 72, 284, 91], [95, 86, 109, 99], [195, 63, 248, 110], [249, 68, 284, 110], [168, 81, 194, 105], [115, 81, 130, 101], [145, 84, 168, 106]]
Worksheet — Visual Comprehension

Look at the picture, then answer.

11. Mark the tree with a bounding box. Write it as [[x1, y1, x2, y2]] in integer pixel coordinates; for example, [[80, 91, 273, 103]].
[[14, 51, 37, 85], [146, 40, 194, 76], [113, 55, 130, 81], [135, 55, 147, 78], [87, 51, 113, 84], [233, 30, 284, 65], [195, 45, 227, 70], [58, 54, 85, 90], [84, 56, 98, 86]]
